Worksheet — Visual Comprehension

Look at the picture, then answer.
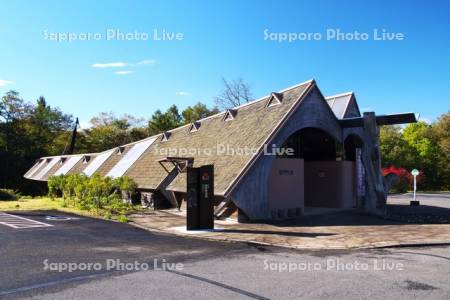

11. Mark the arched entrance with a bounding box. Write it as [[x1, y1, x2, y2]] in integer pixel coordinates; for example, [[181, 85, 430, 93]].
[[268, 127, 358, 219], [280, 127, 341, 161]]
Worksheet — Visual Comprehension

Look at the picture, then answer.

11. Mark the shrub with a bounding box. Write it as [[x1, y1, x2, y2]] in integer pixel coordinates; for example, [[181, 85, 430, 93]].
[[383, 166, 426, 193], [104, 211, 112, 220], [48, 175, 65, 199], [117, 215, 129, 223], [47, 174, 137, 215], [0, 189, 20, 200]]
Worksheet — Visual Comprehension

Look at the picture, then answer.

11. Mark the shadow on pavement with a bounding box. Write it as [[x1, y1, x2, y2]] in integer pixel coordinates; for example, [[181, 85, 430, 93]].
[[216, 229, 336, 238]]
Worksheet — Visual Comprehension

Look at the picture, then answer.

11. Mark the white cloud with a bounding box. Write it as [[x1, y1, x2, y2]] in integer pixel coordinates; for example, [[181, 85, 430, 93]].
[[115, 70, 133, 75], [92, 62, 127, 68], [176, 91, 191, 96], [360, 106, 373, 112], [137, 59, 156, 65], [0, 80, 14, 87]]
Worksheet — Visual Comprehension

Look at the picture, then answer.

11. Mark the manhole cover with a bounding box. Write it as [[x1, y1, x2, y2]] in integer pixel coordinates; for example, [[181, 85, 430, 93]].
[[45, 216, 75, 221]]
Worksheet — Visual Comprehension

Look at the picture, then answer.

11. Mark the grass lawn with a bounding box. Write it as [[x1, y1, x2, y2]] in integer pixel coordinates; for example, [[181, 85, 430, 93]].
[[0, 197, 138, 222]]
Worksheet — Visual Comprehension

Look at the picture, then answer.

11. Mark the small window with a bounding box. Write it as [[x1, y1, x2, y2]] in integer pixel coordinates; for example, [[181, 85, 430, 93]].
[[161, 132, 171, 142], [82, 156, 91, 164], [189, 122, 201, 133], [223, 109, 237, 121], [117, 146, 125, 155], [266, 92, 283, 108]]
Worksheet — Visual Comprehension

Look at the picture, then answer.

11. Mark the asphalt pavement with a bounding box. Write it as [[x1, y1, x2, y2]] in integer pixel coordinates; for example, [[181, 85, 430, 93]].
[[1, 210, 450, 299]]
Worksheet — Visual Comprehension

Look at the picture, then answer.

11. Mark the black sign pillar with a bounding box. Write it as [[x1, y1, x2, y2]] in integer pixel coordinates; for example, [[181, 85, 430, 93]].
[[186, 165, 214, 230]]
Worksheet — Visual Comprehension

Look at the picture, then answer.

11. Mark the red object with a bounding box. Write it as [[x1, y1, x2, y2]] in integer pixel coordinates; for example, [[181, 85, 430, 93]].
[[382, 165, 426, 189]]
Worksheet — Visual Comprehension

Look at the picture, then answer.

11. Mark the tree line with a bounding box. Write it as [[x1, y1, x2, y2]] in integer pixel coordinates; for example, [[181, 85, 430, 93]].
[[380, 115, 449, 191]]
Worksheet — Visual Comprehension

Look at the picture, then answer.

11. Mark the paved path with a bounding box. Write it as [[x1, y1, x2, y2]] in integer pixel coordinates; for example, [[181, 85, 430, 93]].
[[128, 193, 450, 250]]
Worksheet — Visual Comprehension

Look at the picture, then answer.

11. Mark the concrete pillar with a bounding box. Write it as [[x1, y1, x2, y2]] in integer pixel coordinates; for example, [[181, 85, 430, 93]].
[[361, 112, 387, 216]]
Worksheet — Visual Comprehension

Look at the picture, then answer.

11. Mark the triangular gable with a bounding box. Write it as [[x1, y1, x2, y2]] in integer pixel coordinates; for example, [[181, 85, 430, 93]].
[[189, 121, 201, 132], [266, 92, 283, 108], [161, 131, 171, 141], [343, 95, 361, 118], [224, 82, 348, 197], [325, 92, 354, 119], [223, 109, 237, 121], [117, 146, 125, 155]]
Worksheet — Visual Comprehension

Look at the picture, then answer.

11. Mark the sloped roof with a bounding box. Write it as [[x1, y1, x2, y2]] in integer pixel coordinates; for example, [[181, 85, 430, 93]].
[[325, 92, 360, 119], [24, 79, 317, 195], [125, 80, 314, 195], [67, 154, 99, 175]]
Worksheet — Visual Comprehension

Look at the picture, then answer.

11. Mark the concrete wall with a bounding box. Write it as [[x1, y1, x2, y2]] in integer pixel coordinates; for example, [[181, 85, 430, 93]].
[[231, 86, 343, 220], [304, 161, 356, 209], [268, 158, 304, 219]]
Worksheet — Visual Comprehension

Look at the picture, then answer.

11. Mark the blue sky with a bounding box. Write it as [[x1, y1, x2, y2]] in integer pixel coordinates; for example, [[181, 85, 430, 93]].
[[1, 0, 449, 127]]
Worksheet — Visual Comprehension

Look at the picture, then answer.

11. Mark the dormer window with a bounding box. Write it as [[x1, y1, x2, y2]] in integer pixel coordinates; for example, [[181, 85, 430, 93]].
[[223, 109, 237, 121], [82, 156, 91, 164], [117, 146, 125, 155], [161, 132, 171, 142], [189, 122, 201, 133], [266, 92, 283, 108]]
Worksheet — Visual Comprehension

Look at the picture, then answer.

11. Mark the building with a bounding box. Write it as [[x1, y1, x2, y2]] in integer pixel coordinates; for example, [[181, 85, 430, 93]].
[[24, 79, 416, 221]]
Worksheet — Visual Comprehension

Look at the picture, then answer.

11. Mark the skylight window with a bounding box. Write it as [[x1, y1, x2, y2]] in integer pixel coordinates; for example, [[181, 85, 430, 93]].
[[54, 155, 82, 176], [26, 159, 46, 178], [106, 137, 156, 178], [83, 149, 115, 176], [266, 92, 283, 108], [223, 109, 237, 121], [34, 157, 59, 180]]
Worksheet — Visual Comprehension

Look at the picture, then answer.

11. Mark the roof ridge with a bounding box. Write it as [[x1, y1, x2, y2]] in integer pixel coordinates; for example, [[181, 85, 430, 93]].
[[164, 79, 315, 133], [325, 91, 354, 99]]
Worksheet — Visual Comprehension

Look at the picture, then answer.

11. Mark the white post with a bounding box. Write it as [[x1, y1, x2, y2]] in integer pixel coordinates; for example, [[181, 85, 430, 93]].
[[413, 175, 417, 202]]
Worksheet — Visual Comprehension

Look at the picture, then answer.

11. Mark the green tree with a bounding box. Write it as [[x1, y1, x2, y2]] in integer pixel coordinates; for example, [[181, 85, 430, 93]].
[[182, 102, 219, 124], [0, 92, 73, 194], [380, 125, 414, 168], [148, 105, 182, 135], [431, 112, 450, 189], [83, 112, 148, 152]]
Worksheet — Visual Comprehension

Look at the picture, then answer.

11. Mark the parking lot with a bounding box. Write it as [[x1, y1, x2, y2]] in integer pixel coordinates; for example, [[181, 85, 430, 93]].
[[0, 210, 248, 297], [1, 208, 450, 299]]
